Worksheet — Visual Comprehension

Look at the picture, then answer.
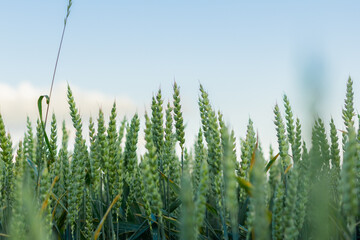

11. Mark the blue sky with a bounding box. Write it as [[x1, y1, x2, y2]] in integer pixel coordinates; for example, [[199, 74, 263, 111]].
[[1, 1, 360, 153]]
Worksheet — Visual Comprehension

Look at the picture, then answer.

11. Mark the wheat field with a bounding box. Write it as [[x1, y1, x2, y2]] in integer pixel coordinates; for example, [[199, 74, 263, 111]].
[[0, 78, 359, 239]]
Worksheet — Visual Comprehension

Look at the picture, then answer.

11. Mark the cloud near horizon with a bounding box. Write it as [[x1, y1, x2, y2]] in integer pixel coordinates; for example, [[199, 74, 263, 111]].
[[0, 81, 139, 148]]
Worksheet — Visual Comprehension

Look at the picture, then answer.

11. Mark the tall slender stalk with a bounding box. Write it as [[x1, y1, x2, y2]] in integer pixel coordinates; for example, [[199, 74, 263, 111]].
[[44, 0, 73, 126]]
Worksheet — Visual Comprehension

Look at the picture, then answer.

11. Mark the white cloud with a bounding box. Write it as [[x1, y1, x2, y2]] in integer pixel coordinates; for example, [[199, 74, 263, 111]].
[[0, 81, 138, 149]]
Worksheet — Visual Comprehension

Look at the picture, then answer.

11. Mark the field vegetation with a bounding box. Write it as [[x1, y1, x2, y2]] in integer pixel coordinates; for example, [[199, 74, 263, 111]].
[[0, 78, 359, 239]]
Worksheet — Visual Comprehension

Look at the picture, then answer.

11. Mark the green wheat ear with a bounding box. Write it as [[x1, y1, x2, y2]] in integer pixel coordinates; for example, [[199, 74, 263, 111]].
[[283, 95, 295, 147], [340, 127, 358, 230], [163, 102, 174, 177], [50, 113, 62, 199], [193, 128, 205, 191], [240, 118, 256, 182], [151, 89, 164, 154], [143, 113, 163, 230], [314, 118, 331, 173], [88, 116, 97, 187], [107, 102, 118, 197], [67, 85, 87, 235], [342, 76, 355, 131], [0, 114, 14, 209], [122, 113, 140, 219], [96, 109, 108, 173], [35, 119, 46, 183], [59, 120, 70, 206], [113, 117, 126, 217], [123, 113, 140, 183], [273, 103, 290, 172], [199, 84, 210, 137], [222, 125, 239, 240], [292, 118, 302, 164], [173, 82, 185, 149], [49, 113, 58, 162]]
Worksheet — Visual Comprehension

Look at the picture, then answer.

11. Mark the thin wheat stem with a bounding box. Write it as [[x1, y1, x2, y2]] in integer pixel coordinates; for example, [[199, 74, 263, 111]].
[[44, 0, 72, 126]]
